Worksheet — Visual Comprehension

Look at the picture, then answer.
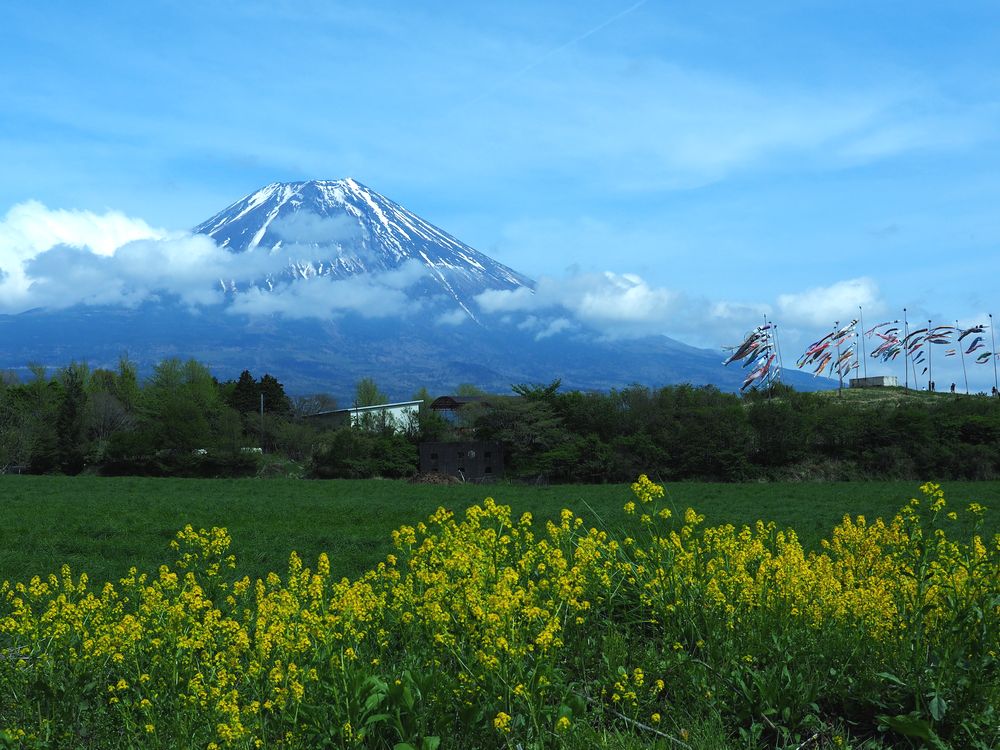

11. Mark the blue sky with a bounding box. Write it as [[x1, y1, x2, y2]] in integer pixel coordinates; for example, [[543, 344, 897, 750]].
[[2, 1, 999, 386]]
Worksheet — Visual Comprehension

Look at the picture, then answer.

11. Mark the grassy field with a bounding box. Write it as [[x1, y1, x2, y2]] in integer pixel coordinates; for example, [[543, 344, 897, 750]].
[[2, 475, 998, 585]]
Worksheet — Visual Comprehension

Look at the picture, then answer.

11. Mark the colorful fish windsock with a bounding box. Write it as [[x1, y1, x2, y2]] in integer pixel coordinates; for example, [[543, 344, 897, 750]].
[[798, 320, 857, 377], [724, 324, 780, 392]]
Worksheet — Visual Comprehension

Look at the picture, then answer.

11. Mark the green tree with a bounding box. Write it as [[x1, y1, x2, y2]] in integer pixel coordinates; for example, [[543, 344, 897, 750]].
[[355, 377, 388, 407], [411, 386, 450, 442], [259, 374, 292, 415], [22, 365, 62, 474], [115, 355, 141, 413], [229, 370, 259, 414], [455, 383, 488, 397], [293, 393, 338, 418], [55, 363, 89, 474], [143, 359, 219, 451]]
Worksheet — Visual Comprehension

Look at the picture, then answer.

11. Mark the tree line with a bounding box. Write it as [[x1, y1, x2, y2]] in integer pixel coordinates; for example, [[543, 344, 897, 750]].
[[4, 359, 1000, 482], [469, 381, 1000, 482]]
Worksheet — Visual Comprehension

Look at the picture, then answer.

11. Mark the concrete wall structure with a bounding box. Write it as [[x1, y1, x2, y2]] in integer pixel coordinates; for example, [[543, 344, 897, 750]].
[[849, 375, 899, 388]]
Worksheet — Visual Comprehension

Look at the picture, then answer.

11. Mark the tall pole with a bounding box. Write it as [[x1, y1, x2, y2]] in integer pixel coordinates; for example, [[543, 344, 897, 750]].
[[773, 323, 784, 384], [903, 308, 910, 391], [260, 392, 265, 449], [835, 321, 843, 395], [958, 319, 969, 395], [991, 313, 999, 395], [859, 305, 868, 378], [763, 314, 772, 398], [928, 319, 933, 391]]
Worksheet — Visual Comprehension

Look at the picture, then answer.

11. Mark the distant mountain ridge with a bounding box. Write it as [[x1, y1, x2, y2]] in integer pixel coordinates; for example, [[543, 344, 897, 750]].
[[0, 179, 836, 396]]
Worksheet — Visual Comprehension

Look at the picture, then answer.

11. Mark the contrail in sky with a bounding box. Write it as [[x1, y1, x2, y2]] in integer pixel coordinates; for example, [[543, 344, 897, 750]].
[[458, 0, 653, 111]]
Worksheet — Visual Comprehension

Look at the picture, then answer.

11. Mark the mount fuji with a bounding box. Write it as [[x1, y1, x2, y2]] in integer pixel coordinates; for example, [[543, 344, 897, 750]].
[[0, 180, 832, 397], [194, 179, 533, 320]]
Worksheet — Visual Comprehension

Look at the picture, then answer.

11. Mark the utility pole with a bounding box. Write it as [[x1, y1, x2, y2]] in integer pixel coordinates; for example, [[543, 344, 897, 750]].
[[260, 393, 265, 450]]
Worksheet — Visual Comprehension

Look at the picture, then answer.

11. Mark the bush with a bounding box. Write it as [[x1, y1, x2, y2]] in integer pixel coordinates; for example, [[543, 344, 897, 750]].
[[309, 427, 417, 479]]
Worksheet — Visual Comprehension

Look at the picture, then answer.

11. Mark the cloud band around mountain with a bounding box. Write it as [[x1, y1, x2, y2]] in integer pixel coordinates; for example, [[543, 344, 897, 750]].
[[1, 200, 897, 354]]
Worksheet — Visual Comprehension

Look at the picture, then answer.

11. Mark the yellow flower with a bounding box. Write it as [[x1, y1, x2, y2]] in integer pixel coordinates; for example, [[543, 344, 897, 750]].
[[556, 715, 571, 732], [493, 712, 512, 733]]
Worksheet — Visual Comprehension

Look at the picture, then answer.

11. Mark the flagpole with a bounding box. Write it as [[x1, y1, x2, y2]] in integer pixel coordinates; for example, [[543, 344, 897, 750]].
[[854, 331, 860, 381], [773, 322, 784, 385], [991, 313, 999, 395], [762, 314, 773, 398], [928, 319, 933, 391], [957, 320, 969, 394], [859, 305, 867, 379], [903, 308, 910, 392], [835, 321, 843, 395]]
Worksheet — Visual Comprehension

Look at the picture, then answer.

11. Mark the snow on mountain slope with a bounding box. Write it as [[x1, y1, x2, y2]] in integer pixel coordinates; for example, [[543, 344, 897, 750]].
[[194, 179, 533, 317]]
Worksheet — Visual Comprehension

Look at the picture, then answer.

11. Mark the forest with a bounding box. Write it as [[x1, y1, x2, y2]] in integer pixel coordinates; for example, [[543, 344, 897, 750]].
[[3, 358, 1000, 483]]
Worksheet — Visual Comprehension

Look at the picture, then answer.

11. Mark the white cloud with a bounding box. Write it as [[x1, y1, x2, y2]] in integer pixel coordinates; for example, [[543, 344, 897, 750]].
[[0, 201, 164, 311], [0, 201, 433, 318], [474, 269, 898, 366], [0, 201, 898, 364], [226, 266, 427, 320], [436, 308, 470, 326], [477, 271, 682, 337], [777, 277, 885, 327], [535, 317, 573, 340], [270, 212, 361, 244]]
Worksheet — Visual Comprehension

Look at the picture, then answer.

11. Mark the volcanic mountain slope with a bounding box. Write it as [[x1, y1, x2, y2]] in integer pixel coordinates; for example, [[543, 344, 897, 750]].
[[194, 179, 532, 319]]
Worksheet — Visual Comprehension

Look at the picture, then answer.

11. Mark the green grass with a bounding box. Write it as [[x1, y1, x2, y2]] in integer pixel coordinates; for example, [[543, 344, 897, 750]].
[[1, 475, 998, 585], [811, 383, 988, 406]]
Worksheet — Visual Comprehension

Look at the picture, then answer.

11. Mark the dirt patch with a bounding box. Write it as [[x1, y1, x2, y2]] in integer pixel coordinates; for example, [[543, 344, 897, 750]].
[[407, 472, 463, 485]]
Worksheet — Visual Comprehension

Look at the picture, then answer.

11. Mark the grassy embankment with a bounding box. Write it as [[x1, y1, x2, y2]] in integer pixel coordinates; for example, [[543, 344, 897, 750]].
[[2, 474, 998, 584]]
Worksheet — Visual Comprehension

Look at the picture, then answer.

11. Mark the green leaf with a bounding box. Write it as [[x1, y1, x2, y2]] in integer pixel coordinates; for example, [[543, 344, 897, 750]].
[[876, 672, 908, 687], [879, 714, 934, 741], [929, 694, 947, 722], [394, 743, 417, 750], [422, 737, 441, 750], [364, 692, 386, 712], [879, 714, 950, 749]]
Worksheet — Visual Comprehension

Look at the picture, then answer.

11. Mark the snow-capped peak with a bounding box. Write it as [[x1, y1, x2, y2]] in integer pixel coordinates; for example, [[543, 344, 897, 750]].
[[193, 179, 533, 318]]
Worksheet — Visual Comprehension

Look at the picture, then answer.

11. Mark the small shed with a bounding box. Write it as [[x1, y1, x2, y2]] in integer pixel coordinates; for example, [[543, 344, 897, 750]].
[[419, 441, 504, 481], [849, 375, 899, 388]]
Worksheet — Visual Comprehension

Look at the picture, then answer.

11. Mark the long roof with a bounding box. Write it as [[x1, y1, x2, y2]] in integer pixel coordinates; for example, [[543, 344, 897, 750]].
[[304, 400, 422, 418]]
